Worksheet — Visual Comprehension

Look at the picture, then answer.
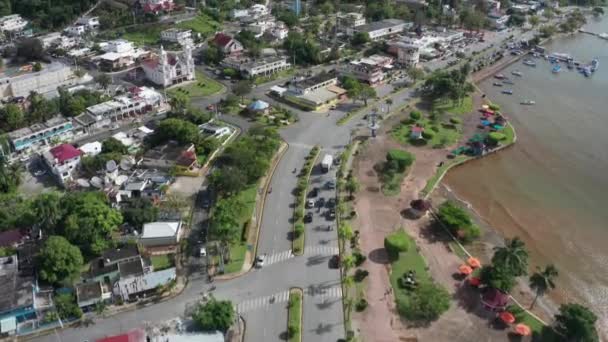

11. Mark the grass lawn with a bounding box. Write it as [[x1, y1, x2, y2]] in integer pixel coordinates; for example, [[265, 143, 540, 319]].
[[224, 185, 257, 273], [151, 254, 175, 271], [233, 185, 258, 225], [167, 71, 224, 98], [288, 288, 303, 342], [508, 305, 546, 334], [448, 240, 469, 261], [392, 117, 462, 148], [380, 168, 408, 196], [224, 242, 248, 274], [253, 68, 295, 85], [177, 14, 221, 36], [389, 231, 431, 306], [433, 95, 473, 115], [122, 26, 162, 46]]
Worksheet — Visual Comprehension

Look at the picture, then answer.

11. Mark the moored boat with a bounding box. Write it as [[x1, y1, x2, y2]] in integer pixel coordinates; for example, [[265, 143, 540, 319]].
[[521, 100, 536, 105], [523, 59, 536, 67], [552, 65, 561, 73], [503, 79, 514, 85], [502, 89, 513, 95], [512, 70, 523, 77], [493, 82, 503, 87]]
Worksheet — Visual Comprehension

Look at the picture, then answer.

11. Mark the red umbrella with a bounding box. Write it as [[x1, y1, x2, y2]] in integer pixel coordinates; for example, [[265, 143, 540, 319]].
[[467, 257, 482, 268], [459, 264, 473, 275], [499, 311, 515, 324], [469, 277, 481, 287], [515, 323, 531, 336]]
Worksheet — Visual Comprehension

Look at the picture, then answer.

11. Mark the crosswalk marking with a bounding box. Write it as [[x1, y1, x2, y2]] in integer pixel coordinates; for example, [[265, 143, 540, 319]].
[[264, 250, 294, 266], [304, 285, 343, 299], [236, 290, 290, 314], [304, 245, 339, 257]]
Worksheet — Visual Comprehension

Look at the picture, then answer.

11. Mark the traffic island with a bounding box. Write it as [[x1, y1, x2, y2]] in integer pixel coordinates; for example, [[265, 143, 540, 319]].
[[287, 288, 303, 342], [292, 146, 320, 255]]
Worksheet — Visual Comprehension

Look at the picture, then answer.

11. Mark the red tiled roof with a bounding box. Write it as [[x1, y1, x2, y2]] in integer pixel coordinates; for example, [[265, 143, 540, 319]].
[[213, 33, 233, 48], [50, 144, 82, 163], [176, 150, 197, 167], [411, 126, 424, 133], [0, 229, 26, 247], [96, 328, 145, 342]]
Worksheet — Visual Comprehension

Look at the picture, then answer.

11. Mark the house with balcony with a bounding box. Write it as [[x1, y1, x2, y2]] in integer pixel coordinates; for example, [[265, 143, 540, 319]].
[[222, 56, 291, 79], [337, 55, 394, 85], [41, 144, 82, 186], [160, 28, 193, 46], [8, 117, 74, 154]]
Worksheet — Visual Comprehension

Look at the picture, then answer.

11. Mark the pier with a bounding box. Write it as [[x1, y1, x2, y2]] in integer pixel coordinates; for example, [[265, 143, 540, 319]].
[[578, 29, 608, 40]]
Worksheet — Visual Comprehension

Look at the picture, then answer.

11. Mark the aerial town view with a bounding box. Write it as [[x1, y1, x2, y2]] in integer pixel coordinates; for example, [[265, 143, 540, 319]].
[[0, 0, 605, 341]]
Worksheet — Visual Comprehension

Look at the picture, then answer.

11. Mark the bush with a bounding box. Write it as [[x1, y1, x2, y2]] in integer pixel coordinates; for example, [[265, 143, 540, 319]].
[[354, 269, 369, 282], [294, 223, 304, 238], [287, 325, 299, 338], [355, 298, 368, 312], [386, 149, 415, 172], [421, 130, 435, 140], [55, 293, 83, 320], [397, 282, 451, 322], [192, 299, 235, 332], [449, 117, 462, 124], [384, 231, 410, 260], [436, 201, 480, 242], [410, 110, 422, 120], [489, 104, 500, 111], [353, 251, 367, 266], [487, 132, 506, 145]]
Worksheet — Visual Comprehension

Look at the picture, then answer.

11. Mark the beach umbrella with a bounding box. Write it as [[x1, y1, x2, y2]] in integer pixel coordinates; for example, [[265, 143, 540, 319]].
[[459, 264, 473, 275], [515, 323, 532, 336], [467, 257, 482, 269], [469, 277, 481, 287], [499, 311, 516, 324]]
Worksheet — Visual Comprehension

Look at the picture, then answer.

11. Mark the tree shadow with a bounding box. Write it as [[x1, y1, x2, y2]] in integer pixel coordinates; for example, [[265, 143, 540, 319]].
[[279, 331, 288, 340], [400, 208, 422, 220], [315, 298, 339, 310], [306, 255, 329, 266], [311, 322, 335, 335], [368, 248, 390, 264], [286, 231, 295, 241]]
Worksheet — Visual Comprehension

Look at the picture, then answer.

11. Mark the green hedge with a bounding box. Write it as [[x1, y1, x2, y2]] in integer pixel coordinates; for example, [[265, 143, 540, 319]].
[[384, 230, 410, 260]]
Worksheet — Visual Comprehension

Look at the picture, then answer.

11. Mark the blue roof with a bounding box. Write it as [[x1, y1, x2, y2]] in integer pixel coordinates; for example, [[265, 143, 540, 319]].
[[249, 100, 269, 110]]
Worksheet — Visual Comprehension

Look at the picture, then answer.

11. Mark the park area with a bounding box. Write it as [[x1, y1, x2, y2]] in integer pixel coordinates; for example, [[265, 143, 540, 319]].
[[168, 71, 224, 98], [376, 149, 415, 196]]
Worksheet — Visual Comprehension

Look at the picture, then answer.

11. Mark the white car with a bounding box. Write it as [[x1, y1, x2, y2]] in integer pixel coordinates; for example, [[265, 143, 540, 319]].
[[256, 254, 265, 268], [306, 199, 315, 209], [199, 247, 207, 257]]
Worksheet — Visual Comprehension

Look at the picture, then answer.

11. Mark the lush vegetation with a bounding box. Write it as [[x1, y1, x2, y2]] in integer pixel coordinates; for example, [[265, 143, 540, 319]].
[[378, 149, 415, 196], [292, 146, 320, 254], [384, 230, 410, 261], [167, 71, 224, 98], [5, 0, 94, 29], [389, 230, 450, 323], [287, 289, 303, 342], [391, 111, 461, 149], [151, 254, 175, 272], [436, 201, 481, 243], [121, 198, 159, 230], [192, 298, 235, 332], [37, 236, 84, 285], [341, 76, 378, 106], [423, 63, 473, 110], [177, 13, 222, 38], [54, 293, 83, 320]]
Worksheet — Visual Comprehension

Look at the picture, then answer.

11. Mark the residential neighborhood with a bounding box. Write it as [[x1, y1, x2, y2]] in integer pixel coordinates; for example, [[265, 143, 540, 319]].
[[0, 0, 603, 341]]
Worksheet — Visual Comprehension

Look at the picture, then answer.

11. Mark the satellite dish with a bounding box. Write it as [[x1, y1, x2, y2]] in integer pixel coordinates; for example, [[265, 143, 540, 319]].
[[76, 179, 90, 187], [90, 177, 103, 188], [115, 175, 128, 186], [106, 160, 117, 172], [120, 157, 133, 171]]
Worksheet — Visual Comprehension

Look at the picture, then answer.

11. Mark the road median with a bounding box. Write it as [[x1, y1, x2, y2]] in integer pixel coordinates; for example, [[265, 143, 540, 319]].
[[291, 146, 320, 255], [287, 288, 303, 342]]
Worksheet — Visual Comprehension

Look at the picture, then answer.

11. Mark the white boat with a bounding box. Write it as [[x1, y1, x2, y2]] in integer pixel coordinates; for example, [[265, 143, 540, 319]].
[[512, 70, 523, 77], [521, 100, 536, 105], [523, 59, 536, 67], [599, 33, 608, 40]]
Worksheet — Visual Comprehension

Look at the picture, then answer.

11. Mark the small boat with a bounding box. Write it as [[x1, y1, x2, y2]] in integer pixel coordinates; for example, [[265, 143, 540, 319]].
[[494, 73, 505, 79], [503, 79, 514, 85], [521, 100, 536, 105], [567, 62, 574, 70], [552, 65, 561, 73], [492, 82, 503, 87], [502, 89, 513, 95], [591, 58, 599, 71], [523, 59, 536, 67], [511, 70, 523, 77], [599, 33, 608, 40]]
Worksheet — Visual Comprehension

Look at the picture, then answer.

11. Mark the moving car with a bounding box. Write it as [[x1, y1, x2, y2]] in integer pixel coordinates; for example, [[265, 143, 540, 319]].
[[256, 254, 265, 268], [329, 255, 341, 269]]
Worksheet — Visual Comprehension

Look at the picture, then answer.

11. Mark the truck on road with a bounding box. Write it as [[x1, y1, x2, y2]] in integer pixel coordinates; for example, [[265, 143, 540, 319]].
[[321, 154, 333, 173]]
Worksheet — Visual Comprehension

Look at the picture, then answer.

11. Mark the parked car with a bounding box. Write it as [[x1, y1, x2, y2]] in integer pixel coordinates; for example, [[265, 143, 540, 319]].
[[325, 180, 336, 190], [329, 254, 341, 269], [317, 197, 325, 207], [327, 198, 336, 208], [199, 247, 207, 257], [304, 212, 313, 223], [306, 199, 315, 209], [327, 208, 336, 220], [308, 187, 319, 198]]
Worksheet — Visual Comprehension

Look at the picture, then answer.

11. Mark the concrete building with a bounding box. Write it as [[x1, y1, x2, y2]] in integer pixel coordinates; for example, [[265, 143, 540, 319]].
[[76, 16, 100, 30], [288, 72, 338, 95], [0, 62, 79, 99], [0, 255, 35, 336], [231, 9, 249, 19], [8, 117, 74, 153], [488, 11, 510, 30], [160, 28, 193, 46], [140, 221, 182, 247], [337, 55, 394, 85], [0, 15, 28, 33], [222, 56, 291, 79], [339, 12, 366, 34], [64, 25, 86, 37], [285, 72, 347, 111], [41, 143, 82, 186], [75, 87, 163, 130], [212, 33, 244, 56], [75, 281, 112, 309], [350, 19, 412, 40], [142, 45, 195, 87], [97, 39, 147, 72], [140, 0, 175, 14], [113, 267, 176, 301], [391, 40, 421, 66]]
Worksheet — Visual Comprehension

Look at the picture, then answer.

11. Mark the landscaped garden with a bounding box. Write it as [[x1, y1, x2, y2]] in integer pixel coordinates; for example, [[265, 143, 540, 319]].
[[168, 71, 224, 98], [392, 110, 463, 149], [377, 149, 415, 196], [292, 146, 320, 254], [150, 254, 175, 271], [287, 288, 303, 342]]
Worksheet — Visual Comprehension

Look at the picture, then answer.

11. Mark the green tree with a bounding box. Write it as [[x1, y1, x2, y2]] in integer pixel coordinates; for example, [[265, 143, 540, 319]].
[[60, 192, 123, 255], [593, 7, 604, 16], [386, 149, 415, 172], [0, 104, 25, 131], [407, 67, 424, 82], [170, 91, 191, 115], [479, 264, 517, 292], [55, 293, 83, 319], [95, 73, 112, 90], [192, 298, 235, 332], [16, 38, 44, 62], [0, 157, 22, 193], [554, 303, 598, 342], [121, 198, 159, 229], [37, 236, 84, 284], [32, 192, 63, 234], [150, 118, 200, 146], [345, 176, 360, 199], [202, 45, 224, 65], [358, 85, 377, 106], [351, 32, 370, 46], [384, 230, 409, 260], [233, 80, 252, 103], [33, 62, 42, 72], [397, 282, 451, 322], [492, 237, 529, 277], [209, 166, 248, 195], [529, 264, 558, 309], [528, 15, 540, 28], [102, 137, 128, 154], [211, 196, 246, 243], [0, 0, 10, 16], [338, 223, 354, 241]]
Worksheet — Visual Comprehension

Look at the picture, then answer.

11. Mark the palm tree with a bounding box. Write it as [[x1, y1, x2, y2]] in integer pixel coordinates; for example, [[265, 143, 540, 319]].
[[529, 264, 558, 309], [492, 237, 529, 277]]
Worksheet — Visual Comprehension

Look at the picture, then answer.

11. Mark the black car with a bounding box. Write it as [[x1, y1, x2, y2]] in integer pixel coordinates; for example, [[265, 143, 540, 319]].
[[325, 180, 336, 190], [329, 255, 341, 269], [304, 212, 313, 223], [327, 208, 336, 220], [308, 187, 319, 198], [327, 198, 336, 208], [317, 197, 325, 207]]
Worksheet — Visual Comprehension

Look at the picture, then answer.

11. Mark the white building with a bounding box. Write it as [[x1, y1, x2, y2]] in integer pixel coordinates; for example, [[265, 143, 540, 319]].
[[161, 28, 193, 46], [338, 55, 394, 85], [97, 39, 147, 72], [0, 15, 28, 32], [339, 12, 366, 33], [141, 221, 182, 247], [231, 9, 249, 19], [140, 0, 175, 14], [76, 16, 100, 30], [8, 117, 74, 153], [142, 45, 195, 87], [250, 4, 269, 17], [65, 25, 86, 37], [350, 19, 412, 40], [79, 141, 102, 156], [38, 32, 62, 48], [223, 56, 291, 79], [391, 41, 421, 66], [41, 143, 82, 186], [0, 62, 81, 99], [270, 22, 289, 41]]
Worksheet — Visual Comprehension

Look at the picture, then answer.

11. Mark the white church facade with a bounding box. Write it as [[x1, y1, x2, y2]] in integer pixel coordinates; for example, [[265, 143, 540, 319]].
[[142, 45, 195, 87]]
